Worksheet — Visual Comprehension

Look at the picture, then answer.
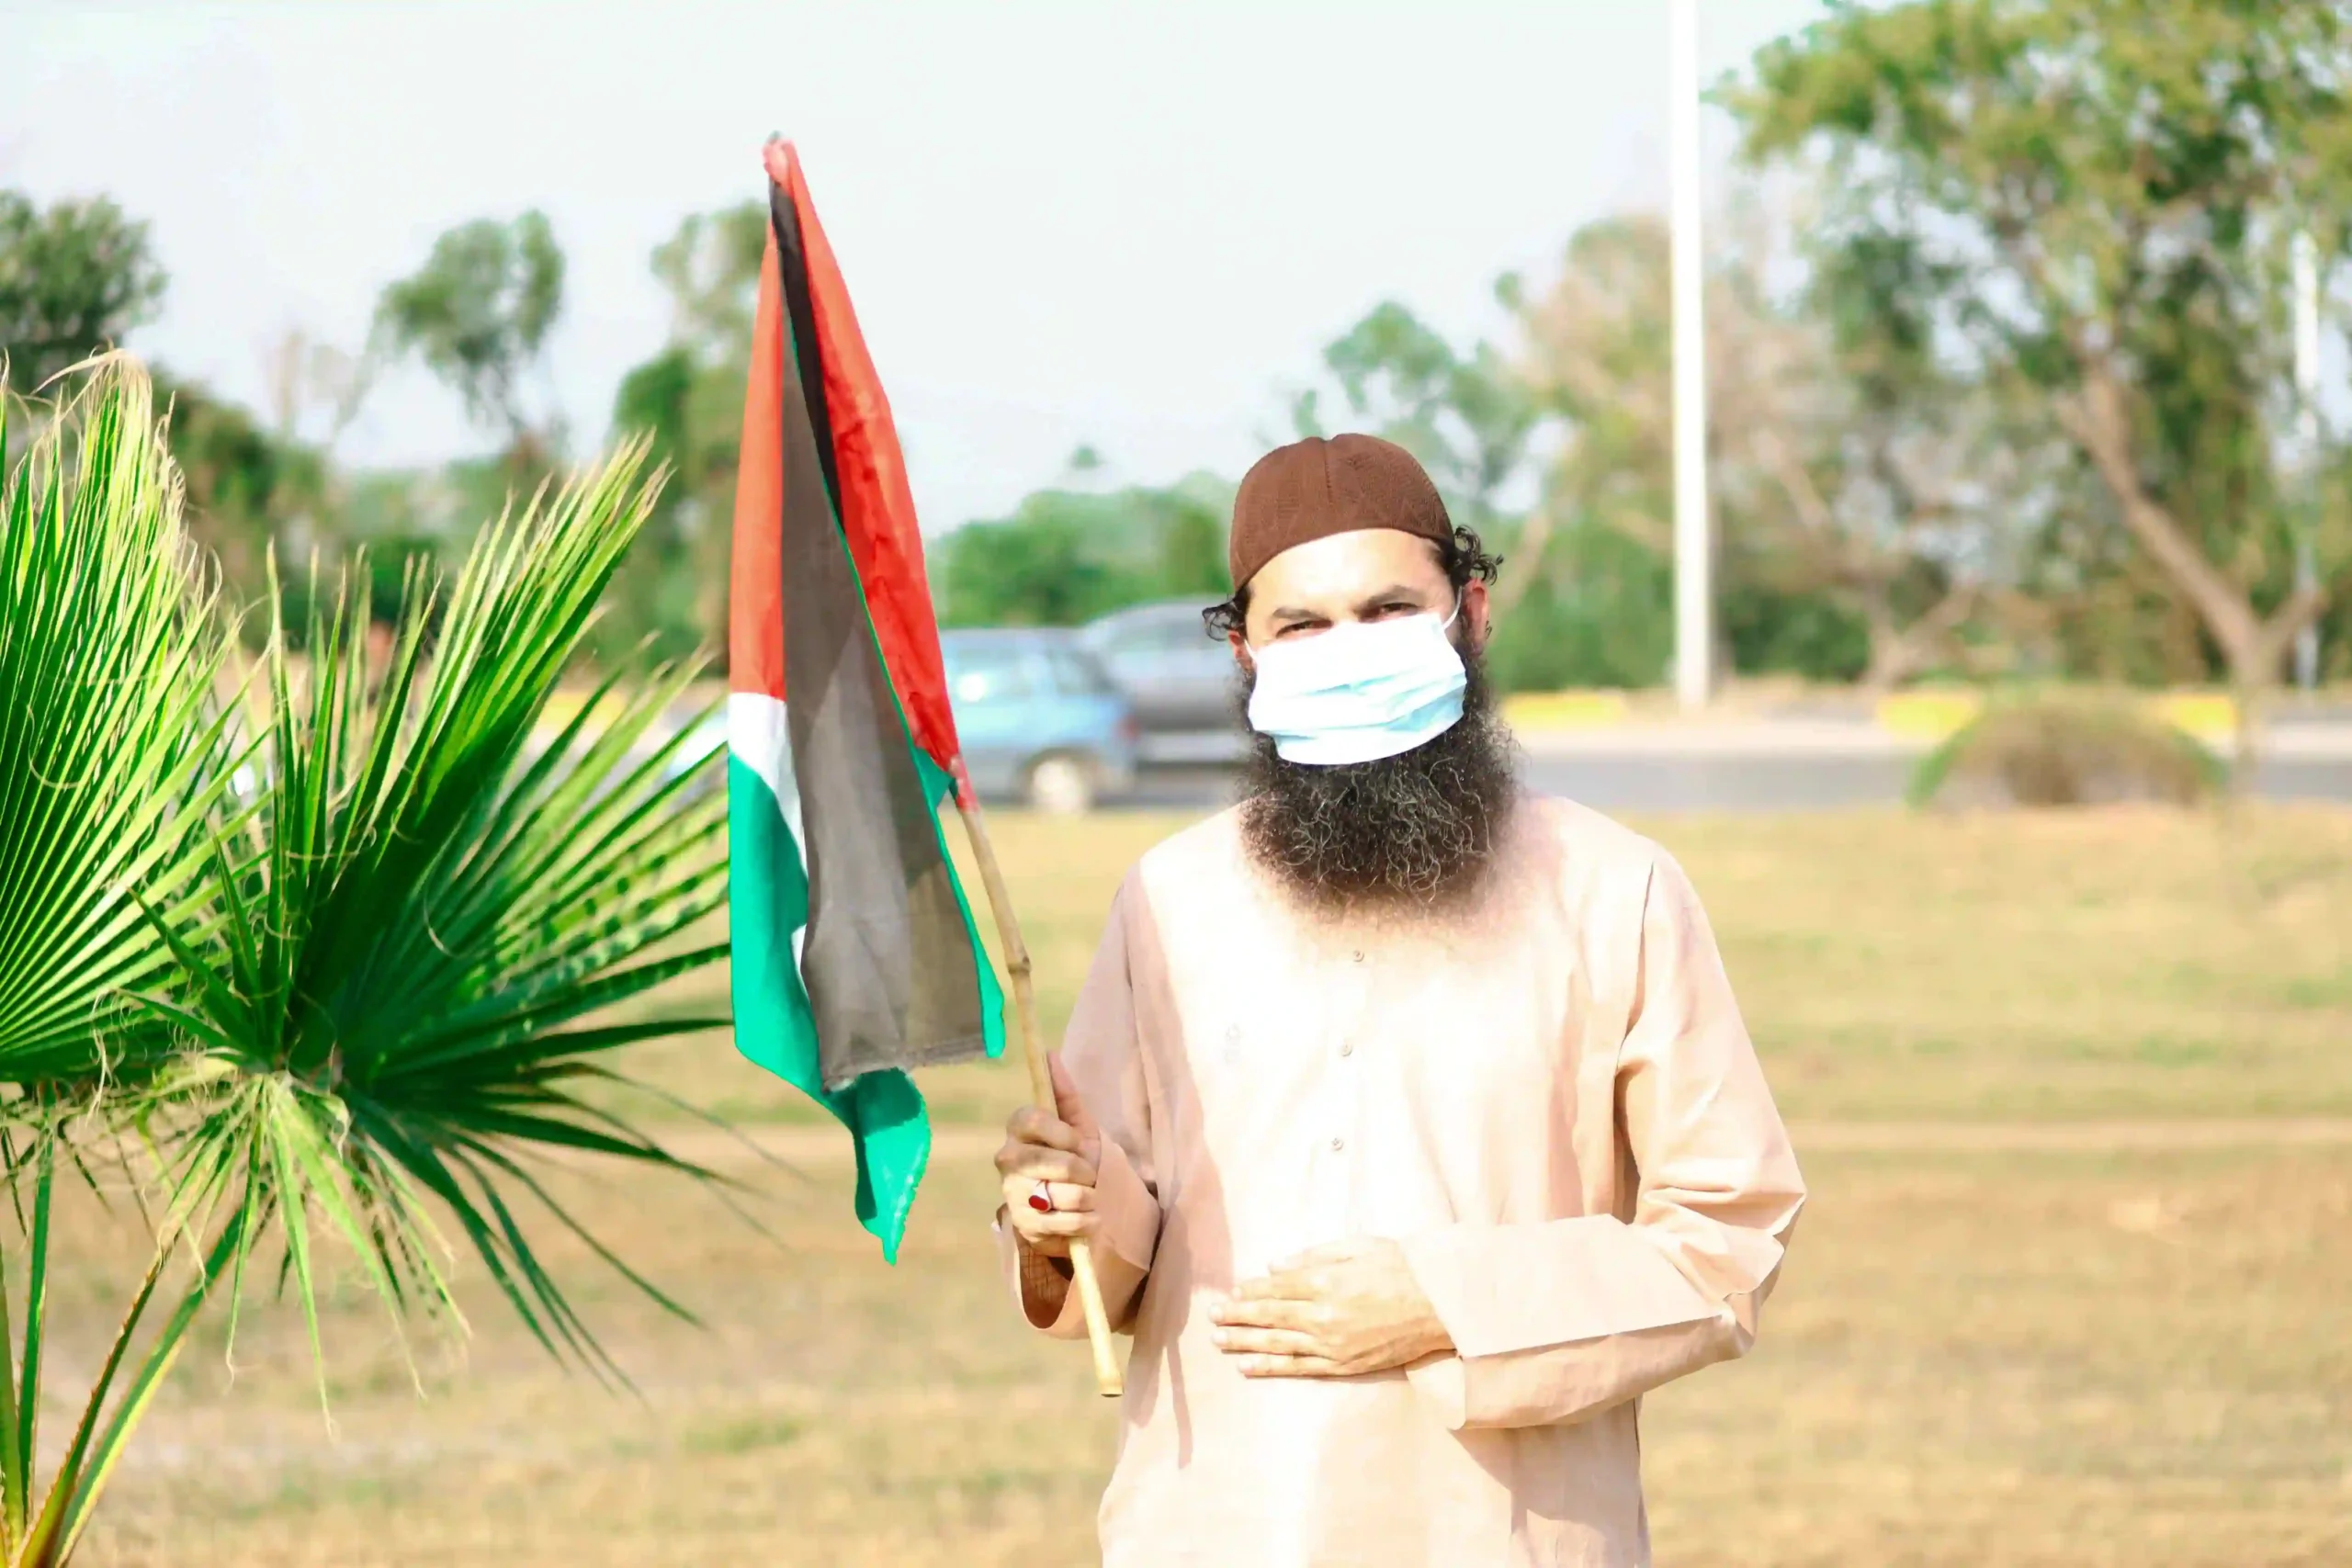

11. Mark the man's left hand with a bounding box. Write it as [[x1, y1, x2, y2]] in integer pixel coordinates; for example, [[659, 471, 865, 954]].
[[1209, 1237, 1453, 1378]]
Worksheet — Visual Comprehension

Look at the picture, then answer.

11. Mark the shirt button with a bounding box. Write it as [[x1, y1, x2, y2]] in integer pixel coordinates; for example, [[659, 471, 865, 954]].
[[1329, 1136, 1345, 1152], [1351, 950, 1365, 964], [1339, 1041, 1354, 1057]]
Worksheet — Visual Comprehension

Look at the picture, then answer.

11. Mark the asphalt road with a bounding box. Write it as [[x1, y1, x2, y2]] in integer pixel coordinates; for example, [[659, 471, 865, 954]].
[[1120, 751, 2352, 814]]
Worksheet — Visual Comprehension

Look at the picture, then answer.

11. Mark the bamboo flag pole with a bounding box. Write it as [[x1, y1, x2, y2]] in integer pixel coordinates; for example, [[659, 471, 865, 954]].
[[954, 794, 1125, 1399]]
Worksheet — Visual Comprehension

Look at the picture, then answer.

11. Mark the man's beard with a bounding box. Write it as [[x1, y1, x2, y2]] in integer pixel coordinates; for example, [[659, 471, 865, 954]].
[[1238, 645, 1519, 917]]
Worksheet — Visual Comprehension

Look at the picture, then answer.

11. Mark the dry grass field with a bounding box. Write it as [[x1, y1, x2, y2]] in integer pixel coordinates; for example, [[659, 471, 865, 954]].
[[631, 803, 2352, 1125], [53, 804, 2352, 1566]]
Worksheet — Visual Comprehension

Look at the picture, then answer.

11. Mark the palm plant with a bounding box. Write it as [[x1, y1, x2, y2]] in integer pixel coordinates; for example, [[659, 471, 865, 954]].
[[0, 360, 732, 1566], [0, 361, 230, 1084], [151, 444, 734, 1378], [0, 360, 238, 1568]]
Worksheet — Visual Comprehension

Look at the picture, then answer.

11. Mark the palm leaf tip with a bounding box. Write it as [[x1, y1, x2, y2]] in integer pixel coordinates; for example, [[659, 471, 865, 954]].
[[0, 355, 227, 1092], [154, 435, 728, 1379]]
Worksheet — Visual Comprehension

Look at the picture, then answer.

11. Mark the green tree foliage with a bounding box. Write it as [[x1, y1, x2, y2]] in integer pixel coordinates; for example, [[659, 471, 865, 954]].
[[932, 471, 1234, 627], [1484, 525, 1676, 692], [1732, 0, 2352, 692], [1295, 298, 1539, 532], [1509, 212, 1962, 686], [0, 191, 166, 389], [1289, 288, 1691, 688], [160, 443, 728, 1382], [603, 202, 769, 662], [1502, 218, 1685, 685], [2314, 454, 2352, 681], [651, 202, 769, 355], [375, 211, 566, 464], [147, 369, 430, 646], [151, 370, 331, 614]]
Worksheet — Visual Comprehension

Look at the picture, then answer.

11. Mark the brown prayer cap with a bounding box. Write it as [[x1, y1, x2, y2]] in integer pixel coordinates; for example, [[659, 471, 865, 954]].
[[1227, 434, 1453, 589]]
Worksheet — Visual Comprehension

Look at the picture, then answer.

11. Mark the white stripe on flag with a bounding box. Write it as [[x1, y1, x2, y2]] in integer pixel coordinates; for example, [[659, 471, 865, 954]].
[[729, 691, 810, 972]]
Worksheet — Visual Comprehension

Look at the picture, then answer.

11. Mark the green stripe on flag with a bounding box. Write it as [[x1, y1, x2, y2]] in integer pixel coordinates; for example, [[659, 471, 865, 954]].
[[729, 752, 933, 1259]]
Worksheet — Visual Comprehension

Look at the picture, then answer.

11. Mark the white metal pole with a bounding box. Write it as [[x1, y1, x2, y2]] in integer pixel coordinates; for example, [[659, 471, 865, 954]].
[[2292, 230, 2322, 692], [1669, 0, 1713, 710]]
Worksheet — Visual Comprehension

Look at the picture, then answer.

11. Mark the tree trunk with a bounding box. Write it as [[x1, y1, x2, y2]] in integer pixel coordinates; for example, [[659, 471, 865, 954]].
[[1860, 581, 1977, 694], [1487, 503, 1562, 622], [2060, 366, 2329, 700], [2063, 367, 2334, 791]]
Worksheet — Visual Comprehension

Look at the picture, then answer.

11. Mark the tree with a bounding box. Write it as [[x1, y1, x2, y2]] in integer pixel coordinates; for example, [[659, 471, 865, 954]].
[[1293, 298, 1539, 533], [1510, 210, 1996, 687], [650, 201, 769, 356], [1510, 217, 1676, 595], [0, 192, 166, 390], [931, 472, 1234, 627], [604, 202, 769, 661], [153, 369, 332, 614], [1733, 0, 2352, 701], [375, 211, 566, 466], [1726, 216, 2041, 688], [257, 324, 375, 479], [1290, 298, 1687, 688]]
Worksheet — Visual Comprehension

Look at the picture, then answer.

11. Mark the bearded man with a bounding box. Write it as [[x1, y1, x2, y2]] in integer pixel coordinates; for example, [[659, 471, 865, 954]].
[[994, 434, 1804, 1567]]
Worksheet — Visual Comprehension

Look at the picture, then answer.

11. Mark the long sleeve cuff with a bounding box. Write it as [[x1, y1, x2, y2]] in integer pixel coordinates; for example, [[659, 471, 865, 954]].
[[1398, 1213, 1787, 1430], [1401, 1215, 1728, 1358], [1403, 1314, 1748, 1431]]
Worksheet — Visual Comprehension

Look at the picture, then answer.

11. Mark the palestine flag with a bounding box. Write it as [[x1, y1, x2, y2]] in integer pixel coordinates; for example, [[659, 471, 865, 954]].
[[729, 140, 1005, 1261]]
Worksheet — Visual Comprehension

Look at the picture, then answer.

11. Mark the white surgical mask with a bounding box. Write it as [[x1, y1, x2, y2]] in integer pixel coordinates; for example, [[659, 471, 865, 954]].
[[1245, 605, 1466, 766]]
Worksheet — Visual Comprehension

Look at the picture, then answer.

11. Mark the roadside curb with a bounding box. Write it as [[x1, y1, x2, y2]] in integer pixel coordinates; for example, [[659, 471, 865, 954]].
[[1502, 689, 2352, 760]]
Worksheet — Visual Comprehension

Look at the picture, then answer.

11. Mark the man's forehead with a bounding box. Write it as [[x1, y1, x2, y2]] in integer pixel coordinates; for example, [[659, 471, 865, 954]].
[[1249, 528, 1447, 598]]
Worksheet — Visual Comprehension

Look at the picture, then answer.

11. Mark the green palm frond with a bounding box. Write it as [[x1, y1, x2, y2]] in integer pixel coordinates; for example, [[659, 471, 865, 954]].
[[151, 439, 731, 1381], [0, 358, 235, 1089], [0, 385, 733, 1562], [0, 358, 247, 1568]]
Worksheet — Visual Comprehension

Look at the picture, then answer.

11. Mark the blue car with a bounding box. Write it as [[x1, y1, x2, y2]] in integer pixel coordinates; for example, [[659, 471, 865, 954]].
[[942, 628, 1137, 813]]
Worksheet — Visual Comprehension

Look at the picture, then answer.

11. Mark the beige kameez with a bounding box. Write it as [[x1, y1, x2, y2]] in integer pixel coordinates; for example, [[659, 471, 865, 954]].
[[999, 796, 1805, 1566]]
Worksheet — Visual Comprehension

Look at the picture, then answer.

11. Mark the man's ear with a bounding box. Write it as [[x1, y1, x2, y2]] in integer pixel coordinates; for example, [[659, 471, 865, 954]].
[[1460, 578, 1492, 651], [1228, 628, 1254, 672]]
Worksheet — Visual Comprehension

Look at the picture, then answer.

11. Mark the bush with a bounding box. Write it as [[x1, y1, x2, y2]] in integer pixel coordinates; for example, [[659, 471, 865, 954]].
[[1721, 575, 1872, 682], [1908, 695, 2227, 808]]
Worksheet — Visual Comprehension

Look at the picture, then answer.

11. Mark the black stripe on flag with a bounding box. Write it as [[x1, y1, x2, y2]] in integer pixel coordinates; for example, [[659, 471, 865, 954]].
[[768, 184, 989, 1090]]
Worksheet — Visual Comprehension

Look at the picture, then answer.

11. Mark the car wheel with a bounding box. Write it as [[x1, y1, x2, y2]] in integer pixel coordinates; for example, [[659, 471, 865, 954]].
[[1025, 754, 1097, 815]]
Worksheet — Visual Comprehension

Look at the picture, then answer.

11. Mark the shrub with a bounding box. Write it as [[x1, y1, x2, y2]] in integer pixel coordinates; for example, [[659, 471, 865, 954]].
[[1908, 695, 2226, 809]]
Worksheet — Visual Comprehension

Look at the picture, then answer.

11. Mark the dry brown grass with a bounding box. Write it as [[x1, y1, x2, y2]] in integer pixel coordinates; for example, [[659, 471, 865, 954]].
[[624, 803, 2352, 1124], [47, 804, 2352, 1565], [64, 1140, 2352, 1567]]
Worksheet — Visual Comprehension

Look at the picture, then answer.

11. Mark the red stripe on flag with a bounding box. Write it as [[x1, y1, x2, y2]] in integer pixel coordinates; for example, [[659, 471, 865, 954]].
[[765, 141, 966, 785], [729, 227, 788, 701]]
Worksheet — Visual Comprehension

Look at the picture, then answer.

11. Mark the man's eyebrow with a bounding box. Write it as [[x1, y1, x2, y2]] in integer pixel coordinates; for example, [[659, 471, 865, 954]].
[[1351, 583, 1430, 612], [1263, 604, 1324, 623]]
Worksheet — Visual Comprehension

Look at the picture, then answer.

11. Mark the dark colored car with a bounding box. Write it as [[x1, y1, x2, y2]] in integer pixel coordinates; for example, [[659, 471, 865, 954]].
[[941, 628, 1138, 813], [1077, 599, 1249, 766]]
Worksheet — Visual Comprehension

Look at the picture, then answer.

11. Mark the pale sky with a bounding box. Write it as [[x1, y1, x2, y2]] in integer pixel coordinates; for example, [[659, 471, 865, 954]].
[[2, 0, 1828, 530]]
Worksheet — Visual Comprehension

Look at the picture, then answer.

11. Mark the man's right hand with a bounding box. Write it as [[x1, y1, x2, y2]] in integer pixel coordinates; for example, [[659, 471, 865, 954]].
[[995, 1054, 1102, 1258]]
